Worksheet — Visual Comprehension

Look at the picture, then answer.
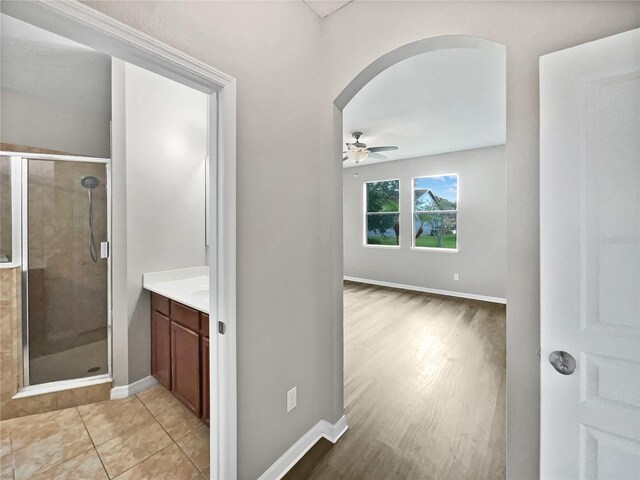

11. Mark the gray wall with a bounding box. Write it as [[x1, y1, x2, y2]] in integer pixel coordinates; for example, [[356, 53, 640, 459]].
[[320, 3, 640, 479], [343, 146, 506, 300], [110, 59, 208, 385], [83, 2, 640, 479], [0, 88, 111, 157], [85, 2, 326, 479], [0, 13, 111, 157]]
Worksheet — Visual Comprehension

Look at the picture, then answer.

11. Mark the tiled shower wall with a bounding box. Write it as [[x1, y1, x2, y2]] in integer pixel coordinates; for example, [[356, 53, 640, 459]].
[[0, 268, 23, 415], [0, 267, 111, 420], [27, 160, 108, 361]]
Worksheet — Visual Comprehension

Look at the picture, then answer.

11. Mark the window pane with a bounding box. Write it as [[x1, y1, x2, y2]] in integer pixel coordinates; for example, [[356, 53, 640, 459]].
[[414, 213, 457, 249], [0, 157, 12, 263], [366, 180, 399, 213], [414, 175, 457, 211], [366, 213, 399, 246]]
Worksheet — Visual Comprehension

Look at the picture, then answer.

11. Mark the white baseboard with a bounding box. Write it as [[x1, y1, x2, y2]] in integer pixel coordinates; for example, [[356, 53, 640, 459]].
[[258, 415, 348, 480], [110, 375, 158, 400], [344, 276, 507, 304]]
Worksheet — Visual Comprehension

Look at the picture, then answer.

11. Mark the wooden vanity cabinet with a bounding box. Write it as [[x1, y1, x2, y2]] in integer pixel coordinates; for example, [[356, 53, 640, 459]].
[[150, 292, 210, 424]]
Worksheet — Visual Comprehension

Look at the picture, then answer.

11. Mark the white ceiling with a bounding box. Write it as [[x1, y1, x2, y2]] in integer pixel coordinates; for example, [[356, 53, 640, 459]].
[[304, 1, 352, 18], [0, 14, 111, 117], [343, 47, 506, 167]]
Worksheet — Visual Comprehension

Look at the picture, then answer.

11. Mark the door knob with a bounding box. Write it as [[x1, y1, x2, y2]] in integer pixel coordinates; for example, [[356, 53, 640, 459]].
[[549, 351, 576, 375]]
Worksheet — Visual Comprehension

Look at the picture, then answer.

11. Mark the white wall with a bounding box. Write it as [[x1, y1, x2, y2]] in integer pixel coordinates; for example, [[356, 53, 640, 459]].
[[320, 3, 640, 478], [0, 88, 111, 157], [111, 60, 208, 384], [344, 146, 506, 300]]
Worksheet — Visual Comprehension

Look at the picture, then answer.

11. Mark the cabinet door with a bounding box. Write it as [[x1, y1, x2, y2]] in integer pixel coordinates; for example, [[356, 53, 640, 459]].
[[201, 336, 210, 426], [151, 311, 171, 389], [171, 321, 201, 415]]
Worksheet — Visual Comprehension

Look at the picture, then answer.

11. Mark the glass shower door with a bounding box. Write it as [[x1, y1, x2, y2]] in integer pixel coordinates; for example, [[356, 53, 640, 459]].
[[25, 158, 110, 385]]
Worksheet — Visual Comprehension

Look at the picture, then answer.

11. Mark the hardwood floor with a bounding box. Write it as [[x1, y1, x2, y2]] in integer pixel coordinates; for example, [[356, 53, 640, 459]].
[[285, 281, 506, 480]]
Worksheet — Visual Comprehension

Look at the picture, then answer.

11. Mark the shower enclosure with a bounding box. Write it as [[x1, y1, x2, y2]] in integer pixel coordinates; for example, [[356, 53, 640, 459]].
[[0, 152, 111, 389]]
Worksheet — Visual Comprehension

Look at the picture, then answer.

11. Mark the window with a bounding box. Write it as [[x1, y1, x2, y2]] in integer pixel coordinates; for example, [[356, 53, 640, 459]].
[[413, 174, 458, 250], [364, 179, 400, 246]]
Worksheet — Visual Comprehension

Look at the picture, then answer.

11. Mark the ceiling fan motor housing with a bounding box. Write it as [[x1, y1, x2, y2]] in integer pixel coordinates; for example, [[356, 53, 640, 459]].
[[350, 132, 366, 148]]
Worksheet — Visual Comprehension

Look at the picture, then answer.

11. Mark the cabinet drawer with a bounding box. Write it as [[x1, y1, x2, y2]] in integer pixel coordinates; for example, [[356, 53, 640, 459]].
[[151, 292, 170, 316], [171, 301, 200, 332], [201, 313, 209, 338]]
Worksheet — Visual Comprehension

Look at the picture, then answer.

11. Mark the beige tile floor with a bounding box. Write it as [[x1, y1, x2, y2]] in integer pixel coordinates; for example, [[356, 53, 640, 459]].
[[0, 384, 210, 480]]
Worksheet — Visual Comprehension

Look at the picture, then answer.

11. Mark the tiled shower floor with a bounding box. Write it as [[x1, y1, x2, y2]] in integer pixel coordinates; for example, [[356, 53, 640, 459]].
[[30, 339, 108, 385], [0, 384, 209, 479]]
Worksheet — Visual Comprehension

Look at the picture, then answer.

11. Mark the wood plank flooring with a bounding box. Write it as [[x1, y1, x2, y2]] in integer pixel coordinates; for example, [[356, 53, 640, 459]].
[[285, 281, 506, 480]]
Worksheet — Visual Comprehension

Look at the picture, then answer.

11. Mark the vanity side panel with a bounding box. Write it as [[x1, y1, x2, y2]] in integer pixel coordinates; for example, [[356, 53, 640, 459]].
[[151, 310, 172, 389]]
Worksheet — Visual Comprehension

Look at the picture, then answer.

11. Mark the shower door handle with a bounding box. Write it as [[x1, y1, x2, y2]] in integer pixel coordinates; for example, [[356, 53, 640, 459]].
[[100, 242, 110, 259]]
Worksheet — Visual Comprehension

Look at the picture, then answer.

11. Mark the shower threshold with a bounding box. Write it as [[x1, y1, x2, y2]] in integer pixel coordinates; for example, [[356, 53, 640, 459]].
[[12, 372, 112, 399]]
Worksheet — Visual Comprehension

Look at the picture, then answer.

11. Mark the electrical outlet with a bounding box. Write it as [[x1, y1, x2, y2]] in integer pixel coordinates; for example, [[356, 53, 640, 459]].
[[287, 387, 297, 413], [453, 273, 459, 281]]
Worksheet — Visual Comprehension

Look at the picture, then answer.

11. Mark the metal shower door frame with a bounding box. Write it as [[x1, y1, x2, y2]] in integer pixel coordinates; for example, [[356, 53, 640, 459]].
[[2, 151, 113, 392]]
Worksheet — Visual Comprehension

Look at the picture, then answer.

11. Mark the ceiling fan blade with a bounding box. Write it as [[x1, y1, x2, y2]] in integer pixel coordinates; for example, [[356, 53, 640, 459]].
[[367, 146, 398, 153], [367, 152, 386, 160]]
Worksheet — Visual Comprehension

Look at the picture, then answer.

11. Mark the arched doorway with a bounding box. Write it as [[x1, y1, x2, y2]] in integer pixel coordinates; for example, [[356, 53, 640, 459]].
[[287, 34, 507, 480]]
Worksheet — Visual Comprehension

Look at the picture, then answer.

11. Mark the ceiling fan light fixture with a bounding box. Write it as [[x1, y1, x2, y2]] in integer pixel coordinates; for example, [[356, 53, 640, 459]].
[[342, 132, 398, 164], [347, 149, 368, 163]]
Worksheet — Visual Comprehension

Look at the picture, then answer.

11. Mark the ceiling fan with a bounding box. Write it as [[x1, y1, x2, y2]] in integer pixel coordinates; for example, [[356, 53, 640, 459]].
[[343, 132, 398, 164]]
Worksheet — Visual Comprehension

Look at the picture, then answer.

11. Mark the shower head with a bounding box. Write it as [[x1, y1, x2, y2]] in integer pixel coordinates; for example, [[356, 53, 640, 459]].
[[81, 176, 100, 189]]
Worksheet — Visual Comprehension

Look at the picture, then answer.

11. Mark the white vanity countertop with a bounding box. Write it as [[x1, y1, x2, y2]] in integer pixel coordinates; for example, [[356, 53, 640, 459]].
[[143, 266, 210, 313]]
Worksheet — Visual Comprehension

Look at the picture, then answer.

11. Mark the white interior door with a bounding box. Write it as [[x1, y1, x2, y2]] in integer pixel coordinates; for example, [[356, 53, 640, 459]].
[[540, 29, 640, 480]]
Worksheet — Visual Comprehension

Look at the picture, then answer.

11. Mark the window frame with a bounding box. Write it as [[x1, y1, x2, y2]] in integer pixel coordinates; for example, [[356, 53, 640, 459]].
[[411, 173, 459, 253], [0, 156, 22, 267], [362, 178, 401, 249]]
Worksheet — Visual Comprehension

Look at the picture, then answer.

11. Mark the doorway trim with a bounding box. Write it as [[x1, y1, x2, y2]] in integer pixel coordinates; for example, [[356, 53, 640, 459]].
[[0, 2, 237, 479]]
